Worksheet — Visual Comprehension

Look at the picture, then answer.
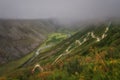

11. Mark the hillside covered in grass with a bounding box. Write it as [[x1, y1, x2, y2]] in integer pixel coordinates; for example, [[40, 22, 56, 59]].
[[0, 21, 120, 80]]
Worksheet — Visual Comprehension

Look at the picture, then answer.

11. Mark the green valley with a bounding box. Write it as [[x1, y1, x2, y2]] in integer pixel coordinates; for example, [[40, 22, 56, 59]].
[[0, 21, 120, 80]]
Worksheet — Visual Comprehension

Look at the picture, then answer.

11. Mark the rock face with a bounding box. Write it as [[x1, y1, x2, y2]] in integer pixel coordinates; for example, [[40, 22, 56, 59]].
[[0, 19, 57, 64]]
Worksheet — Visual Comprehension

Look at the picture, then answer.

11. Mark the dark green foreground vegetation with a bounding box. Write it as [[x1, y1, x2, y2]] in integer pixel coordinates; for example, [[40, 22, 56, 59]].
[[0, 22, 120, 80]]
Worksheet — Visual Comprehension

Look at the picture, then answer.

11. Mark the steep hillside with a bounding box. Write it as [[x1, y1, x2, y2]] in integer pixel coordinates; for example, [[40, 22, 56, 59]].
[[0, 21, 120, 80], [0, 19, 57, 64]]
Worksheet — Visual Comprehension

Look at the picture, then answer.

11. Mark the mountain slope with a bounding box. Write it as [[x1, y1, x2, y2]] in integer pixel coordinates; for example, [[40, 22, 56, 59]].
[[0, 21, 120, 80], [0, 19, 57, 64]]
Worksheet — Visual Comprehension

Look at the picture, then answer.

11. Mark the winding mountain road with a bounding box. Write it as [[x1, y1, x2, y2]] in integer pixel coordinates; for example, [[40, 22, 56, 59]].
[[52, 22, 111, 65]]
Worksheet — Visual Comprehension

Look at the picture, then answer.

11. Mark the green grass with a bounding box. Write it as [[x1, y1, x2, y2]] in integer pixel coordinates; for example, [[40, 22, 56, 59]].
[[0, 51, 34, 76]]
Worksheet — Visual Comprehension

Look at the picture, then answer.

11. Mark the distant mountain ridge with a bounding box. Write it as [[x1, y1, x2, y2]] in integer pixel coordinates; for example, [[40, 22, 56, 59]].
[[0, 19, 57, 64]]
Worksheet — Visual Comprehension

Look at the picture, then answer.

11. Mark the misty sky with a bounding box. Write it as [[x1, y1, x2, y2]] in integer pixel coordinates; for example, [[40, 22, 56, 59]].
[[0, 0, 120, 21]]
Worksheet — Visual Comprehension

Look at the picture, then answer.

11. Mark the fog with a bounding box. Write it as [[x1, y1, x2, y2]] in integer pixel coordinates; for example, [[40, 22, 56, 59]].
[[0, 0, 120, 22]]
